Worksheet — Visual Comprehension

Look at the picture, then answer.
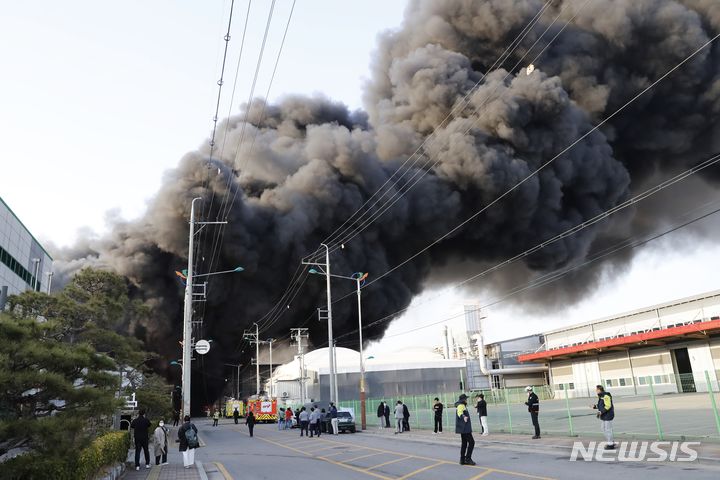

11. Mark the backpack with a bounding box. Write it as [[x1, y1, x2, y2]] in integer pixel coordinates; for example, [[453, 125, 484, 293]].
[[184, 425, 199, 448]]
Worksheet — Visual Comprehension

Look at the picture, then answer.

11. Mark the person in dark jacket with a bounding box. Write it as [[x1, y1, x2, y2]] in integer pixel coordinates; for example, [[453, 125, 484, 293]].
[[592, 385, 616, 449], [130, 409, 151, 471], [455, 394, 476, 466], [172, 410, 180, 427], [524, 386, 540, 439], [384, 403, 391, 428], [178, 415, 199, 469], [432, 398, 443, 434], [233, 406, 240, 424], [402, 403, 411, 432], [476, 394, 488, 435], [246, 411, 256, 437], [377, 402, 385, 429]]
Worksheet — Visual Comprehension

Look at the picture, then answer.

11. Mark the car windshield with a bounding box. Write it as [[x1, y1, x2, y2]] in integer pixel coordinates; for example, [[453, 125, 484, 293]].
[[338, 412, 352, 418]]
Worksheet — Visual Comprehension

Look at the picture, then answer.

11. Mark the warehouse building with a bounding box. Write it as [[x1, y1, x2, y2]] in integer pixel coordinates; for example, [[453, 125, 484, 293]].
[[518, 289, 720, 397], [0, 196, 53, 308]]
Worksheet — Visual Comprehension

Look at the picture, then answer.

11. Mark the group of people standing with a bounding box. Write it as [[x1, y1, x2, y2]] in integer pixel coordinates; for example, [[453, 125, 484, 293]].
[[375, 400, 412, 433], [293, 402, 341, 437], [130, 410, 199, 470]]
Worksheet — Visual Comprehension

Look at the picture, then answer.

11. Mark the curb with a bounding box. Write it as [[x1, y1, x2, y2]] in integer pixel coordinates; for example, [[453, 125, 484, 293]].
[[196, 461, 209, 480]]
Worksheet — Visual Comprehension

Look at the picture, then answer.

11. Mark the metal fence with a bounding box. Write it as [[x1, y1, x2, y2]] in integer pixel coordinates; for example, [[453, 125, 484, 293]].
[[338, 371, 720, 441]]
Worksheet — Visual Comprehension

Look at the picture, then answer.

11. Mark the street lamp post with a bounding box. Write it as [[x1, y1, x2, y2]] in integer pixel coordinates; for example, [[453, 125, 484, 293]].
[[224, 363, 242, 399], [308, 268, 369, 430]]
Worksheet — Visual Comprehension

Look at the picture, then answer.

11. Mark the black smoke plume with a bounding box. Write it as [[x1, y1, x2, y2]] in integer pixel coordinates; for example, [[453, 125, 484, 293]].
[[54, 0, 720, 406]]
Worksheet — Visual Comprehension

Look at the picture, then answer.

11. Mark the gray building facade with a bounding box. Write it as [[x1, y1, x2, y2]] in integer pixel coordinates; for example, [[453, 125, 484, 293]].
[[0, 196, 53, 302]]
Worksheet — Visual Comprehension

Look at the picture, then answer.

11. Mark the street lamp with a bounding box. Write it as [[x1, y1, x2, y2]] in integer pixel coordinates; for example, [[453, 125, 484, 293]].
[[308, 268, 369, 430]]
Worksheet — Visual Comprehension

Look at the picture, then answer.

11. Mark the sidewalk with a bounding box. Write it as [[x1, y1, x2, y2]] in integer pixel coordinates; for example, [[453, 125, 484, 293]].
[[359, 425, 720, 462], [122, 436, 207, 480]]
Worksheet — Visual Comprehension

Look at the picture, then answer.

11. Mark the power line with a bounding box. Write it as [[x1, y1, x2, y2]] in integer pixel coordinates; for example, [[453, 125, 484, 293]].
[[331, 152, 720, 341], [348, 29, 720, 298], [305, 0, 558, 262]]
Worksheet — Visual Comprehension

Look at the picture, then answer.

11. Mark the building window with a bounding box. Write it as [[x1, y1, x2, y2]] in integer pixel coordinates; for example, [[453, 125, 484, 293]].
[[605, 379, 612, 387], [638, 377, 647, 385], [619, 378, 626, 387]]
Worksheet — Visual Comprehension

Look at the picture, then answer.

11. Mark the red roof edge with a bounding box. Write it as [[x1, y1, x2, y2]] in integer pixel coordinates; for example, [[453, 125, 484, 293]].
[[518, 319, 720, 362]]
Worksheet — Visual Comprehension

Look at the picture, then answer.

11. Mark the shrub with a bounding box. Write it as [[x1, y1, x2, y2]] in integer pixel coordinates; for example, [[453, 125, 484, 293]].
[[4, 431, 130, 480], [76, 431, 131, 480]]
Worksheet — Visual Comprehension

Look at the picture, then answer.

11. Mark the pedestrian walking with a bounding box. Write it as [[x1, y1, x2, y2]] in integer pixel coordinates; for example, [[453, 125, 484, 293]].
[[233, 407, 240, 425], [295, 408, 301, 425], [476, 394, 488, 436], [402, 402, 411, 432], [384, 403, 391, 428], [593, 385, 616, 449], [178, 415, 199, 469], [130, 409, 151, 471], [172, 410, 180, 427], [212, 409, 220, 427], [278, 408, 286, 430], [246, 411, 256, 437], [329, 402, 339, 435], [432, 397, 443, 434], [285, 407, 293, 430], [299, 407, 309, 436], [377, 402, 385, 429], [153, 420, 169, 466], [394, 401, 404, 434], [524, 386, 541, 439], [455, 394, 476, 466]]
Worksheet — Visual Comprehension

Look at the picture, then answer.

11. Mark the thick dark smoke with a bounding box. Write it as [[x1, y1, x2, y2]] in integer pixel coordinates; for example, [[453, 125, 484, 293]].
[[53, 0, 720, 405]]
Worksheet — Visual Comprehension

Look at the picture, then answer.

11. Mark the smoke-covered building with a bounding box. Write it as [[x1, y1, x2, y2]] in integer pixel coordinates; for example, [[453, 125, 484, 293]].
[[0, 196, 53, 307]]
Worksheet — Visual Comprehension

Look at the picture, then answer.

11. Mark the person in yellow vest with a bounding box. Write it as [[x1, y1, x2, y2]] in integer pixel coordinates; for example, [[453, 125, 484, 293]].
[[212, 409, 220, 427], [592, 385, 616, 450]]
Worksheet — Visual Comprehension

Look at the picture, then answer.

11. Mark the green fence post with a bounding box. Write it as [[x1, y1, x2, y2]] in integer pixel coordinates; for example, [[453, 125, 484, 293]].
[[705, 370, 720, 437], [563, 385, 574, 437], [505, 388, 513, 434], [444, 393, 450, 431], [648, 376, 664, 441]]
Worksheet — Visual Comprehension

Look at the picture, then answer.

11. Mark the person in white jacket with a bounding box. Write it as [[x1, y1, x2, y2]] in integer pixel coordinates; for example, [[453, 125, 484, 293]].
[[394, 401, 405, 434], [153, 420, 168, 466]]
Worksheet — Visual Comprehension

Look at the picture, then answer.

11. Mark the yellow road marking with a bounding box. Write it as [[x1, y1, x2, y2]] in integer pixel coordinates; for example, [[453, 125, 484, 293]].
[[306, 437, 556, 480], [366, 456, 412, 471], [468, 469, 497, 480], [396, 462, 443, 480], [214, 462, 234, 480], [345, 452, 386, 463], [255, 434, 392, 480], [320, 451, 351, 458]]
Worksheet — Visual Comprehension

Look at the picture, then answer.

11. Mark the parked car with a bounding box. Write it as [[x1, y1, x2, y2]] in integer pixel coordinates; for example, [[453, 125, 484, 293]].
[[323, 410, 356, 433]]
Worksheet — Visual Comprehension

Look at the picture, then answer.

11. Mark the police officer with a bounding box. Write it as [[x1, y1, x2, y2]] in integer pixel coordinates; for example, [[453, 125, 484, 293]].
[[524, 386, 540, 439], [593, 385, 616, 449], [455, 394, 476, 466]]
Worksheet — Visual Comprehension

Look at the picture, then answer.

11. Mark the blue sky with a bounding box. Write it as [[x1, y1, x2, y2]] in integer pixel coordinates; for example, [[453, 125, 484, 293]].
[[2, 0, 718, 351]]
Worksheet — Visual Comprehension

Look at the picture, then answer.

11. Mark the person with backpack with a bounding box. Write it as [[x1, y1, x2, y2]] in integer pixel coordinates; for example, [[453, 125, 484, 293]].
[[455, 394, 476, 466], [402, 402, 411, 432], [476, 394, 488, 435], [130, 409, 152, 471], [432, 398, 443, 434], [153, 420, 169, 466], [524, 386, 541, 439], [246, 410, 256, 437], [178, 415, 199, 469], [592, 385, 616, 450]]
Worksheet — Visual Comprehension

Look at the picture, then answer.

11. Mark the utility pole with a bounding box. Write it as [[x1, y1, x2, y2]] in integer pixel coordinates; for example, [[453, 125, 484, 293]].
[[182, 197, 226, 418], [303, 244, 337, 403], [355, 276, 367, 430], [317, 308, 337, 402], [224, 363, 242, 399], [291, 328, 309, 404], [243, 323, 260, 396], [45, 271, 53, 294], [267, 338, 274, 398]]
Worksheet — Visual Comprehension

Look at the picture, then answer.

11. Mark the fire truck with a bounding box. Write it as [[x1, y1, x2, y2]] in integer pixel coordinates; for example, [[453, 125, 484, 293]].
[[225, 399, 244, 418], [246, 397, 277, 423]]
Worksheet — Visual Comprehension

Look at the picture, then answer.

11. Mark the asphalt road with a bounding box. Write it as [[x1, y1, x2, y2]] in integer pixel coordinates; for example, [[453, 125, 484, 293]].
[[194, 421, 720, 480]]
